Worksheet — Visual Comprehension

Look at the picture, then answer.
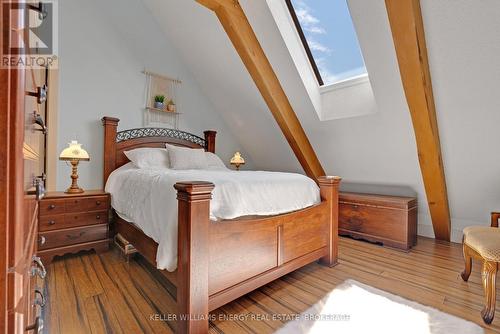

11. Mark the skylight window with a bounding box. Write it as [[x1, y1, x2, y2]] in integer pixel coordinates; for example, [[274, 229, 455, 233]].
[[286, 0, 367, 86]]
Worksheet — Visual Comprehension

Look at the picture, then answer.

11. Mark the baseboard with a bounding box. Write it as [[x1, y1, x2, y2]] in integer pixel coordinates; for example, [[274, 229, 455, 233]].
[[417, 213, 485, 243]]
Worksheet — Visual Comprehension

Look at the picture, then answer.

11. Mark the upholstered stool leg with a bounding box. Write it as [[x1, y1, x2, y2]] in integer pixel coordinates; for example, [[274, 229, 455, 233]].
[[461, 243, 472, 281], [481, 261, 498, 324]]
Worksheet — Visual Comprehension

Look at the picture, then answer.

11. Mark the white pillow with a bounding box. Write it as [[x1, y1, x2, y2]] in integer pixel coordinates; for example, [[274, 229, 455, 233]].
[[206, 152, 227, 170], [124, 148, 170, 169], [165, 144, 208, 170]]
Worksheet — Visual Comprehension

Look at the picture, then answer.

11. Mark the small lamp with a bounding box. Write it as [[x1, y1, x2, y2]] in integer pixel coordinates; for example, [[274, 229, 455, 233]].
[[59, 140, 90, 194], [230, 151, 245, 171]]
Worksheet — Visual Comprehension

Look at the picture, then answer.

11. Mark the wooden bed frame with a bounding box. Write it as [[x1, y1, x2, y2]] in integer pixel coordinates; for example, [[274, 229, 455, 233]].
[[102, 117, 341, 333]]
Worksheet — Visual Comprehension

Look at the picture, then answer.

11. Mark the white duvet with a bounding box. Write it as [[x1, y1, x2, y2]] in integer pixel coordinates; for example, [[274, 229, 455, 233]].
[[105, 163, 320, 271]]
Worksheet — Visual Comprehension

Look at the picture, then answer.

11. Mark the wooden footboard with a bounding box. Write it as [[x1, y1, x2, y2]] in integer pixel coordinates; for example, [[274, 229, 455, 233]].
[[208, 176, 340, 306], [114, 176, 340, 333]]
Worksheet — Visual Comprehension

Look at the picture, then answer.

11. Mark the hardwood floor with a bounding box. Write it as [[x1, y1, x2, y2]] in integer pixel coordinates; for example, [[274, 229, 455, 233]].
[[43, 237, 500, 333]]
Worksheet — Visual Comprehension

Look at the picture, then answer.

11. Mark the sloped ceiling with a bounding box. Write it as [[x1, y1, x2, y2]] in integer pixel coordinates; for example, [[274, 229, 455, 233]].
[[143, 0, 302, 173], [143, 0, 500, 241]]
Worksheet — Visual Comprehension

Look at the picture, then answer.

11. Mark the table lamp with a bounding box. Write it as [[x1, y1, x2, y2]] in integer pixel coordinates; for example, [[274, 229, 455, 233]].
[[230, 151, 245, 171], [59, 140, 90, 193]]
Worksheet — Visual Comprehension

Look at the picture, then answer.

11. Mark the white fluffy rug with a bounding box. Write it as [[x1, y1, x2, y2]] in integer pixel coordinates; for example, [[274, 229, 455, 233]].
[[276, 279, 484, 334]]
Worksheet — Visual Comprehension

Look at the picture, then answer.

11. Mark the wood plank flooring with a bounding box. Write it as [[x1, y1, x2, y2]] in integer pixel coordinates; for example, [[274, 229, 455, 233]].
[[42, 237, 500, 333]]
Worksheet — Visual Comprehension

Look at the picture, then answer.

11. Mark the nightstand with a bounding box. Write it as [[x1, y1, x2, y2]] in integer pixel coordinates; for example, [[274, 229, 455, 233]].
[[38, 190, 110, 264]]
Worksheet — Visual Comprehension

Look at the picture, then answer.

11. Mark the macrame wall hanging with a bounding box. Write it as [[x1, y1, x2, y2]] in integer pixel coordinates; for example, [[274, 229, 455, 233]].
[[143, 70, 181, 128]]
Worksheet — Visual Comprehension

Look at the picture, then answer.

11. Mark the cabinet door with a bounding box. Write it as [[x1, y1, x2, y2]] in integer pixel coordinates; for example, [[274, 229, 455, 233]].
[[1, 1, 48, 333], [21, 59, 47, 334]]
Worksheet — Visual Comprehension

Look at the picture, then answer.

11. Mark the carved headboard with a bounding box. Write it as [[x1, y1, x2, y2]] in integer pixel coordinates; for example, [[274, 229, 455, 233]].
[[101, 117, 217, 185]]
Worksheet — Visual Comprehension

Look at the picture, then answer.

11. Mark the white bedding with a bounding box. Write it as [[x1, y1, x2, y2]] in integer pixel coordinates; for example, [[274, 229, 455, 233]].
[[105, 163, 320, 271]]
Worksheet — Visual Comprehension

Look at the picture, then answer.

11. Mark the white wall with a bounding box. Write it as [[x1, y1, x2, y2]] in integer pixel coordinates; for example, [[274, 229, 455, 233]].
[[143, 0, 500, 242], [56, 0, 251, 191], [420, 0, 500, 237]]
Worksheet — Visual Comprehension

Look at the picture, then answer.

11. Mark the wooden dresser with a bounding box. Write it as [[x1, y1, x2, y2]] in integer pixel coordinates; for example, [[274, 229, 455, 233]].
[[38, 190, 110, 264], [339, 192, 418, 250]]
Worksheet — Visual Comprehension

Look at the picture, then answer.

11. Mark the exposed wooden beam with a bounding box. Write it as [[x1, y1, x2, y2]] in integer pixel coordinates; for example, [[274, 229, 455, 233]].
[[385, 0, 451, 240], [197, 0, 244, 17], [196, 0, 325, 180]]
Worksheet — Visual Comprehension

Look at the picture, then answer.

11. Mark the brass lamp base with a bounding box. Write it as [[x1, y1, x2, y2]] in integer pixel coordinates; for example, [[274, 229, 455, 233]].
[[65, 186, 84, 194], [232, 163, 244, 171], [65, 159, 85, 194]]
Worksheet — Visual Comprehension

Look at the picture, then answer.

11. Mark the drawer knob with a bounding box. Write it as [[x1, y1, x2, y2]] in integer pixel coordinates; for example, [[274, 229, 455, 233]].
[[34, 288, 46, 307], [96, 200, 101, 205], [30, 256, 46, 279], [48, 220, 55, 225], [96, 215, 100, 220], [48, 204, 55, 209], [33, 111, 47, 134], [38, 236, 46, 246], [32, 177, 45, 201], [25, 316, 43, 333]]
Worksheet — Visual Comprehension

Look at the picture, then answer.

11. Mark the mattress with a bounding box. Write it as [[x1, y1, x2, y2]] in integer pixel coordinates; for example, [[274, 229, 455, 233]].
[[105, 163, 320, 271]]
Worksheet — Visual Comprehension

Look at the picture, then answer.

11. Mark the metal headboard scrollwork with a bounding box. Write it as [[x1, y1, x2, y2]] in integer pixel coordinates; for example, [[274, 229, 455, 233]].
[[102, 117, 217, 184], [116, 128, 206, 147]]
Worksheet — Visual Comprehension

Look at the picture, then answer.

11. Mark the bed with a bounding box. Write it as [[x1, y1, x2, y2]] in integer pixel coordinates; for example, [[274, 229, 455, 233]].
[[101, 117, 341, 333]]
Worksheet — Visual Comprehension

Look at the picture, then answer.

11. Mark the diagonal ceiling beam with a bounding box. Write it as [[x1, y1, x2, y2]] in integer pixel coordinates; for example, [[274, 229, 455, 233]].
[[385, 0, 451, 240], [196, 0, 325, 180]]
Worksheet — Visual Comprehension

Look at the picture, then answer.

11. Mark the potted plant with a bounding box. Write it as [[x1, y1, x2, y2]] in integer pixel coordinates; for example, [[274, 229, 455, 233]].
[[166, 99, 176, 112], [153, 95, 165, 109]]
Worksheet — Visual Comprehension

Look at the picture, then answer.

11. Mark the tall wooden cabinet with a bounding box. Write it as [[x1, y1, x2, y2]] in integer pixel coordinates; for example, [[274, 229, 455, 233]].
[[1, 1, 48, 333]]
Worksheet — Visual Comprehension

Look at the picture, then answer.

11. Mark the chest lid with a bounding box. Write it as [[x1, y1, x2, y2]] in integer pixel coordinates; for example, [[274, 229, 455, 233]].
[[339, 192, 417, 210]]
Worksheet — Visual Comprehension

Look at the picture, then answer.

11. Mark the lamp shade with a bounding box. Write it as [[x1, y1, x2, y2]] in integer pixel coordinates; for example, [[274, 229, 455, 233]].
[[59, 140, 90, 161], [230, 152, 245, 165]]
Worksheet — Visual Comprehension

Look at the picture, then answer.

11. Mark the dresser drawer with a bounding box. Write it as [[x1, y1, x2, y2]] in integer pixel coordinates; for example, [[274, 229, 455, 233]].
[[85, 196, 110, 212], [39, 214, 64, 232], [64, 197, 87, 212], [40, 199, 66, 216], [38, 224, 108, 250], [41, 195, 110, 216], [39, 211, 108, 232]]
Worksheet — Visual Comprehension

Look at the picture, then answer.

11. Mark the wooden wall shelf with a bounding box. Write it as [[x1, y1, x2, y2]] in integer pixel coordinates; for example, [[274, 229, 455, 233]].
[[145, 106, 181, 114]]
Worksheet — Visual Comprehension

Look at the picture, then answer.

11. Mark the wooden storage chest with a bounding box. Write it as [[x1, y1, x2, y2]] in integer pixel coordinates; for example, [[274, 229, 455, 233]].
[[339, 192, 418, 250]]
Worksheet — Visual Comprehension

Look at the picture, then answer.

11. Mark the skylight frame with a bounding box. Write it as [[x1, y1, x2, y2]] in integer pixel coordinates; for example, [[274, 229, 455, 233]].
[[285, 0, 368, 87], [284, 0, 324, 86]]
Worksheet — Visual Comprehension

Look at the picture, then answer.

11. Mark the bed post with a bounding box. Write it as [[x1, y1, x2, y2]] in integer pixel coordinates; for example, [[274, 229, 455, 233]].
[[101, 117, 119, 187], [174, 181, 214, 334], [318, 176, 342, 267], [204, 130, 217, 153]]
